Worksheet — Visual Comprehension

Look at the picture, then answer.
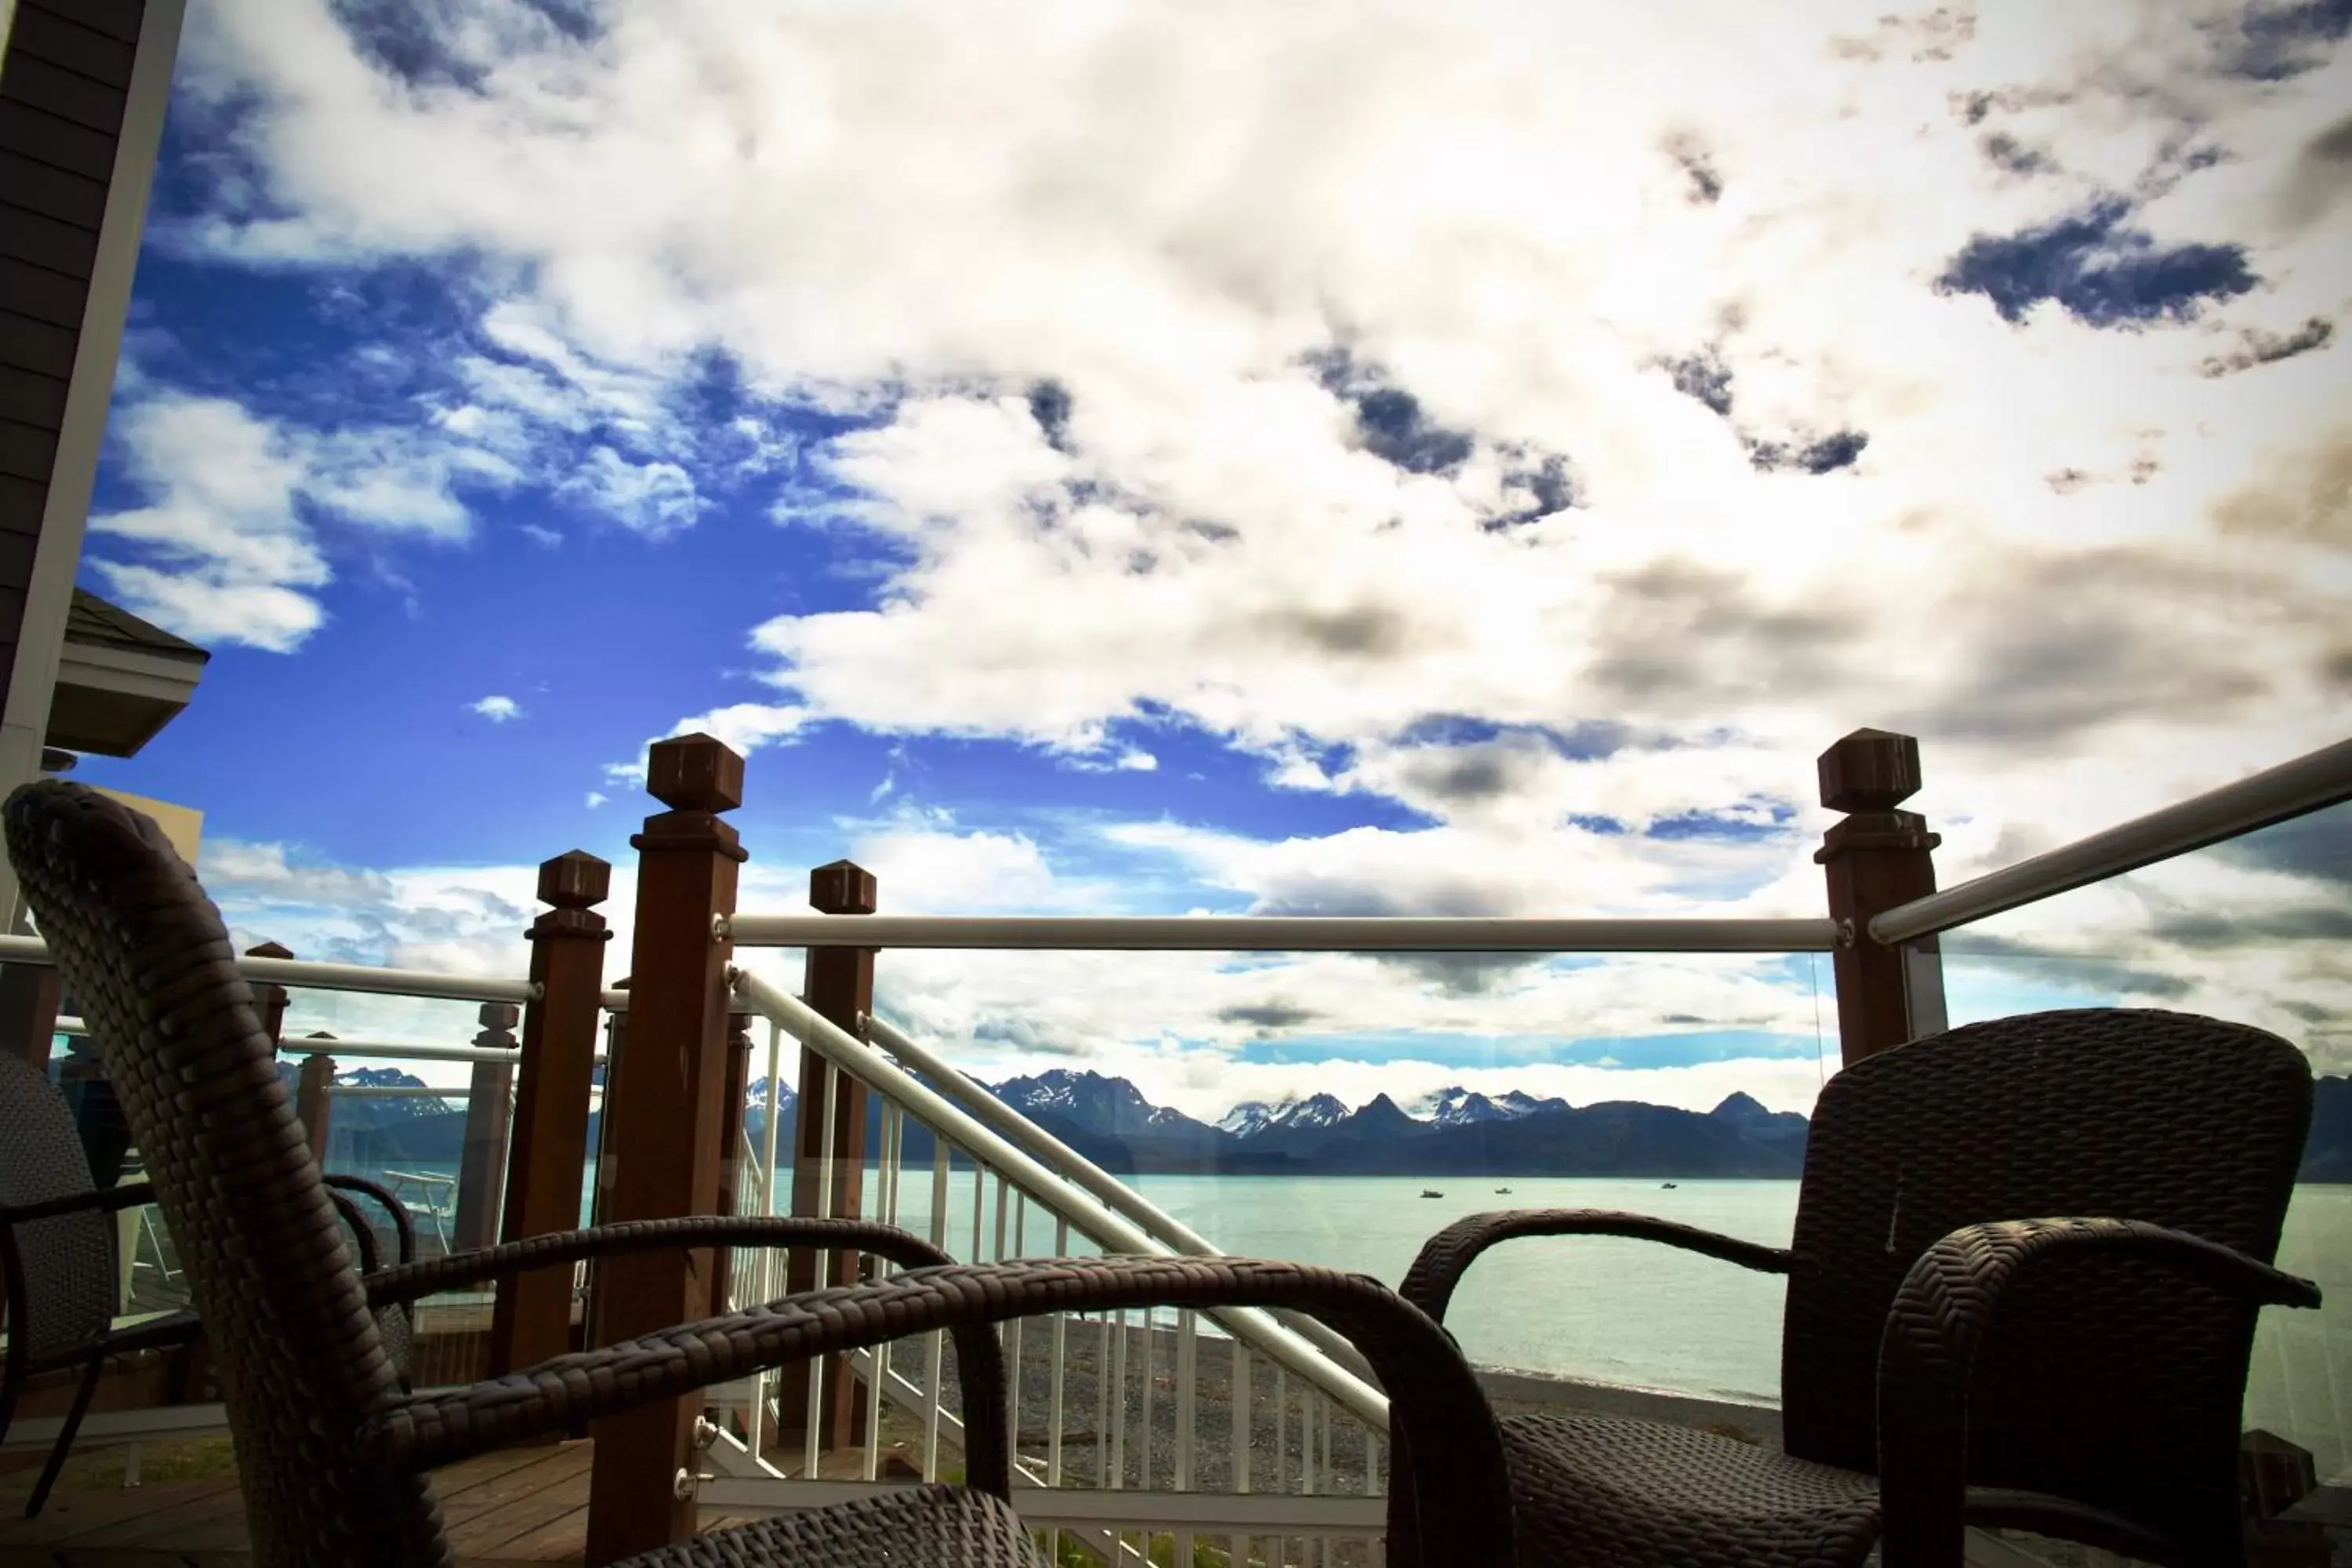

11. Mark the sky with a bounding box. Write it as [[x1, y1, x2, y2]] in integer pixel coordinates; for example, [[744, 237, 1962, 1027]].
[[60, 0, 2352, 1122]]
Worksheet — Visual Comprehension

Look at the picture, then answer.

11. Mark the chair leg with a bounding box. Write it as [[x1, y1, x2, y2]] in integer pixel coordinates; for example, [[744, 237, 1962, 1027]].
[[25, 1354, 103, 1519]]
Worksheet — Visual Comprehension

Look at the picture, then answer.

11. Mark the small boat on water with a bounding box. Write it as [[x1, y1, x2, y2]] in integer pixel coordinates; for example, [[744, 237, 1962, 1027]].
[[1494, 1186, 1512, 1194], [1420, 1189, 1444, 1198], [1660, 1181, 1679, 1189]]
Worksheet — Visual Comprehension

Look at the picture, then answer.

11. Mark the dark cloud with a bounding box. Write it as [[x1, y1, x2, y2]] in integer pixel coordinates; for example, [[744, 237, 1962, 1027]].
[[1940, 935, 2195, 1001], [1662, 348, 1733, 416], [1980, 132, 2057, 176], [1375, 951, 1549, 996], [2205, 0, 2352, 80], [1391, 733, 1558, 807], [1264, 605, 1415, 659], [2149, 905, 2352, 949], [2211, 426, 2351, 544], [1935, 197, 2258, 327], [1748, 430, 1869, 474], [1027, 380, 1074, 452], [2216, 807, 2352, 888], [2198, 317, 2335, 377], [1585, 559, 1855, 706], [1217, 1002, 1319, 1031], [2278, 112, 2352, 231], [1664, 133, 1723, 205], [1910, 550, 2274, 744]]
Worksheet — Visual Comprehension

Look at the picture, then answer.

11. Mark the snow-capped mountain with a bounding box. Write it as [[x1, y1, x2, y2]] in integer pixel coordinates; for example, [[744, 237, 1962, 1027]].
[[1414, 1085, 1568, 1126], [1220, 1094, 1351, 1138], [991, 1069, 1221, 1142]]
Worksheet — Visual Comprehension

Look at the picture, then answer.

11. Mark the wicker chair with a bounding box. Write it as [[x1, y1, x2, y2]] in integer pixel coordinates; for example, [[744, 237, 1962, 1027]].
[[3, 779, 1515, 1567], [1403, 1007, 2323, 1567], [0, 1051, 422, 1516]]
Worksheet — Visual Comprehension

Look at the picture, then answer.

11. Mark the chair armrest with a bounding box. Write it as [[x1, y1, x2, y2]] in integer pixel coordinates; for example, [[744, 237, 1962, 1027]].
[[0, 1180, 157, 1225], [1877, 1217, 2321, 1568], [368, 1255, 1515, 1568], [362, 1215, 955, 1310], [1402, 1207, 1793, 1323], [327, 1189, 387, 1275], [324, 1174, 416, 1266]]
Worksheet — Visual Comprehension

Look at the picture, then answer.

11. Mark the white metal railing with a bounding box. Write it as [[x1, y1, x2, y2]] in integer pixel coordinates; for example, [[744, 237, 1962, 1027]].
[[0, 935, 539, 1004], [1871, 735, 2352, 945], [726, 968, 1392, 1555], [723, 913, 1838, 951]]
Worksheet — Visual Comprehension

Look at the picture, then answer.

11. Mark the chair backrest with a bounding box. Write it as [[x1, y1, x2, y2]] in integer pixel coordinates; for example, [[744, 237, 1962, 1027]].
[[4, 782, 445, 1566], [1781, 1007, 2312, 1558], [0, 1051, 117, 1370]]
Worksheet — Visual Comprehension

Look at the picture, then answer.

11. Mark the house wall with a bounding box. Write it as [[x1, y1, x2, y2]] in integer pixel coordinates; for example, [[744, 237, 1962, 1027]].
[[0, 0, 143, 709], [0, 0, 180, 935]]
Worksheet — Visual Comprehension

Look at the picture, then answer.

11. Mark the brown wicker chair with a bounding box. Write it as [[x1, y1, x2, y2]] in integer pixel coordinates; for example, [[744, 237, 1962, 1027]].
[[1403, 1007, 2323, 1567], [4, 779, 1515, 1567], [0, 1053, 416, 1516]]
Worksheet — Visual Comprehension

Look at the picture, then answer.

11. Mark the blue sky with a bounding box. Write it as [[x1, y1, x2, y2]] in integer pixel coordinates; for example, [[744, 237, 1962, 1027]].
[[56, 0, 2352, 1118]]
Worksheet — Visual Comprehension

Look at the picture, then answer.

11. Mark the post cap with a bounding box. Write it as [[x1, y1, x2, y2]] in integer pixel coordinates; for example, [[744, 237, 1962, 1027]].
[[246, 941, 294, 960], [810, 858, 879, 914], [647, 734, 745, 813], [1818, 728, 1922, 812], [537, 850, 611, 908], [477, 1001, 521, 1030]]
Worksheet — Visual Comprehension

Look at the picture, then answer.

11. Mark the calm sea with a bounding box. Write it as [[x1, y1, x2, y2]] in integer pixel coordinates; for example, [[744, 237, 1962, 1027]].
[[868, 1171, 2351, 1484], [387, 1160, 2350, 1483]]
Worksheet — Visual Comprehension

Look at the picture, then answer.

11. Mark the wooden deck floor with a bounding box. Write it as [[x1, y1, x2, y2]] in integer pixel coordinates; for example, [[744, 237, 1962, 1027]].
[[0, 1437, 750, 1566]]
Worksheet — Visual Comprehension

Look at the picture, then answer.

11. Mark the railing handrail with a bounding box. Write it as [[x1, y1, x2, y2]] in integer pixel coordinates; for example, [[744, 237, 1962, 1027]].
[[728, 968, 1392, 1433], [53, 1017, 604, 1069], [0, 935, 539, 1005], [1871, 735, 2352, 946], [723, 913, 1838, 953], [861, 1010, 1378, 1382]]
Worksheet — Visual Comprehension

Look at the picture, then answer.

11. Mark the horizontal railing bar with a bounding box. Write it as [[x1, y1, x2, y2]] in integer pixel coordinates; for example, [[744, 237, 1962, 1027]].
[[327, 1085, 471, 1099], [863, 1012, 1374, 1381], [694, 1475, 1385, 1530], [724, 913, 1837, 952], [0, 935, 539, 1004], [1871, 735, 2352, 945], [52, 1021, 602, 1069], [731, 969, 1390, 1432]]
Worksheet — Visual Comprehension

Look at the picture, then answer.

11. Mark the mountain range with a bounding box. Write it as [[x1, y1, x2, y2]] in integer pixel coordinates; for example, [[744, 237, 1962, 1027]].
[[304, 1062, 2352, 1184]]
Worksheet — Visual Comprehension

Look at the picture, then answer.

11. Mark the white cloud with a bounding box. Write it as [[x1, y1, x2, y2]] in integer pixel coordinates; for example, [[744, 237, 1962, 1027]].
[[606, 701, 813, 785], [470, 695, 523, 722], [151, 0, 2352, 1070], [87, 388, 511, 650], [585, 790, 610, 808]]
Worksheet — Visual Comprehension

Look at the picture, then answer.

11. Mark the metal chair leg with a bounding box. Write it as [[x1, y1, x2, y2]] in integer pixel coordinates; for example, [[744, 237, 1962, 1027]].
[[25, 1352, 103, 1519]]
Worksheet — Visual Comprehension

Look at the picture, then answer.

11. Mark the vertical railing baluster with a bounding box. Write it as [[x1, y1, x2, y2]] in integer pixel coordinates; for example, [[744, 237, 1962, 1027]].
[[1234, 1342, 1251, 1494], [1004, 1189, 1025, 1469], [1273, 1366, 1287, 1499], [862, 1102, 895, 1482], [1139, 1305, 1156, 1491], [1109, 1308, 1127, 1490], [925, 1135, 949, 1482], [1175, 1308, 1196, 1494], [803, 1056, 839, 1481], [1047, 1214, 1069, 1488], [1094, 1309, 1111, 1489]]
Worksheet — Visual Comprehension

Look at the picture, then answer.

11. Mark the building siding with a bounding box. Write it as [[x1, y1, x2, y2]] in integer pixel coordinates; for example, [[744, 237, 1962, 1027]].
[[0, 0, 141, 726]]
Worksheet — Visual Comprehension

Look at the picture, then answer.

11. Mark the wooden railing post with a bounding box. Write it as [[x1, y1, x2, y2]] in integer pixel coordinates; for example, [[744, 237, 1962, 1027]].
[[0, 962, 61, 1069], [490, 851, 612, 1376], [1816, 728, 1947, 1065], [585, 735, 745, 1565], [452, 1003, 518, 1254], [294, 1041, 336, 1165], [246, 940, 292, 1047], [776, 858, 877, 1455]]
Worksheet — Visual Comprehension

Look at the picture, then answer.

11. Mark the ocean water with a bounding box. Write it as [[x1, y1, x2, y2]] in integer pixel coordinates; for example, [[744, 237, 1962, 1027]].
[[358, 1158, 2350, 1482], [860, 1170, 2352, 1483]]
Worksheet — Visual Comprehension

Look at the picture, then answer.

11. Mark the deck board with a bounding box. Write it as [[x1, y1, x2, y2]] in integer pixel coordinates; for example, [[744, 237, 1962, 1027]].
[[0, 1437, 746, 1566]]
